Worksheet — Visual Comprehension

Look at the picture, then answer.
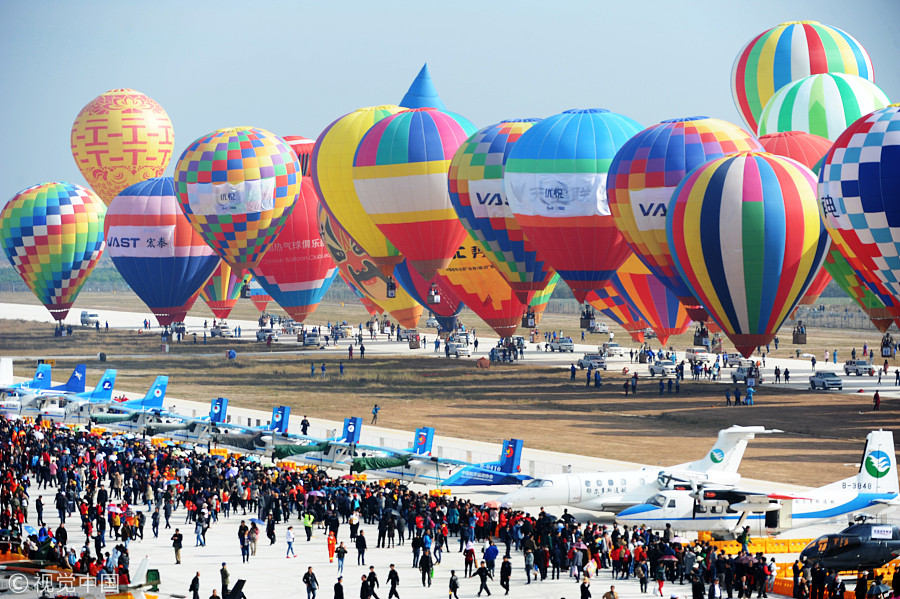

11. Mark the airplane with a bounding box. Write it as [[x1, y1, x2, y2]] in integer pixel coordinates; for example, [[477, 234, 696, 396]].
[[0, 364, 87, 409], [800, 521, 900, 571], [28, 372, 159, 422], [0, 553, 156, 598], [95, 396, 230, 440], [497, 425, 777, 512], [615, 429, 899, 534], [0, 362, 51, 397], [207, 405, 292, 451], [6, 369, 117, 418]]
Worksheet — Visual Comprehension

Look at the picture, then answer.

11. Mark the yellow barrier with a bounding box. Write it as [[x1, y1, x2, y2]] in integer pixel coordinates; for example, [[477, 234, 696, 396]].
[[90, 427, 106, 435], [209, 448, 228, 457], [379, 479, 399, 486], [353, 474, 367, 481], [709, 538, 814, 555], [278, 461, 296, 471], [429, 489, 452, 496]]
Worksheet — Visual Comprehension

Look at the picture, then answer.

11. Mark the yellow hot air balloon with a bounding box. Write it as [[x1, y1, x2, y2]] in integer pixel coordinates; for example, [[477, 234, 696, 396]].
[[70, 89, 175, 204], [311, 105, 404, 274]]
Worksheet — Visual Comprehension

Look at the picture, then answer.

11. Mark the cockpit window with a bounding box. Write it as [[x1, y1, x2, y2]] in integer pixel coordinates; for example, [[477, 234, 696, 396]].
[[525, 479, 545, 488], [648, 494, 666, 507], [541, 480, 553, 487]]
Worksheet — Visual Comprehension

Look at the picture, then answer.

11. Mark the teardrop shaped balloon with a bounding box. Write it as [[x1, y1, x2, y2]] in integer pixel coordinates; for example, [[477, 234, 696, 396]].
[[311, 105, 405, 272], [667, 152, 830, 356], [585, 286, 648, 343], [1, 182, 106, 320], [104, 177, 219, 326], [199, 260, 250, 319], [342, 274, 383, 316], [317, 204, 422, 328], [247, 277, 272, 313], [505, 108, 643, 301], [528, 272, 560, 326], [174, 127, 301, 272], [448, 119, 555, 301], [393, 260, 463, 321], [70, 89, 175, 204], [251, 176, 338, 323], [822, 246, 896, 332], [353, 107, 477, 280], [607, 116, 762, 319], [610, 254, 690, 345]]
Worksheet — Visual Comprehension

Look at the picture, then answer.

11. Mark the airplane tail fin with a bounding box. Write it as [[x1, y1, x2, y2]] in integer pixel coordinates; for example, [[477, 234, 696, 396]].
[[0, 358, 12, 387], [130, 555, 150, 588], [121, 376, 167, 411], [341, 417, 362, 443], [499, 439, 524, 473], [853, 430, 899, 495], [269, 406, 290, 434], [81, 369, 117, 402], [56, 364, 86, 393], [683, 426, 777, 473], [209, 397, 228, 423], [30, 363, 52, 389], [413, 426, 435, 455]]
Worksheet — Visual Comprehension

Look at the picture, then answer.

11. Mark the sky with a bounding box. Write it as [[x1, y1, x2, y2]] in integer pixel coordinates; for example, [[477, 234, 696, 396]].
[[0, 0, 898, 202]]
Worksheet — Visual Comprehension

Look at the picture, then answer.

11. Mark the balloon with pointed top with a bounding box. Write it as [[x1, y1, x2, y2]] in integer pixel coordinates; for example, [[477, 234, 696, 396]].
[[1, 182, 106, 321], [400, 64, 447, 110], [71, 89, 175, 204]]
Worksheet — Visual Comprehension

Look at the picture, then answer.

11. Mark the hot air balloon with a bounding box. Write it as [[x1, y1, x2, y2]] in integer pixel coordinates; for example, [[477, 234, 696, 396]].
[[731, 21, 874, 134], [585, 287, 648, 343], [818, 105, 900, 314], [823, 246, 895, 332], [449, 119, 555, 301], [174, 127, 301, 272], [70, 89, 175, 204], [528, 272, 560, 326], [434, 234, 528, 338], [1, 182, 106, 321], [199, 260, 250, 320], [352, 108, 476, 281], [342, 275, 382, 316], [505, 109, 643, 301], [251, 176, 338, 323], [246, 277, 272, 313], [758, 131, 833, 170], [610, 255, 690, 345], [757, 73, 890, 141], [311, 105, 405, 271], [668, 152, 830, 356], [317, 205, 422, 328], [393, 260, 462, 332], [607, 116, 762, 320], [283, 136, 315, 177], [104, 177, 219, 326], [400, 64, 446, 110]]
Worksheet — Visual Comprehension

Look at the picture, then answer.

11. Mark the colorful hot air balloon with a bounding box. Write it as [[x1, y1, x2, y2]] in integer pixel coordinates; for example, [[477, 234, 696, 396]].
[[731, 21, 874, 134], [823, 246, 895, 332], [610, 254, 690, 345], [393, 259, 462, 332], [668, 152, 830, 357], [758, 73, 890, 141], [353, 108, 476, 281], [449, 119, 555, 301], [1, 182, 106, 320], [311, 105, 405, 271], [342, 275, 382, 316], [585, 286, 648, 343], [174, 127, 301, 272], [434, 234, 529, 338], [251, 177, 338, 323], [317, 204, 422, 328], [104, 177, 219, 326], [199, 260, 250, 320], [505, 109, 643, 301], [607, 117, 762, 319], [399, 64, 447, 110], [283, 136, 315, 177], [246, 277, 272, 313], [528, 272, 560, 325], [818, 105, 900, 312], [70, 89, 175, 204], [758, 131, 833, 170]]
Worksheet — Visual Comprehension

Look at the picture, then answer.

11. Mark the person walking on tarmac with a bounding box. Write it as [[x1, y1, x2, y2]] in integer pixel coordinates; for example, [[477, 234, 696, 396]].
[[449, 570, 461, 599], [874, 391, 881, 411], [303, 511, 315, 541], [386, 564, 400, 598], [472, 560, 493, 596], [366, 566, 380, 599], [419, 549, 434, 587], [371, 405, 379, 425], [500, 556, 512, 595]]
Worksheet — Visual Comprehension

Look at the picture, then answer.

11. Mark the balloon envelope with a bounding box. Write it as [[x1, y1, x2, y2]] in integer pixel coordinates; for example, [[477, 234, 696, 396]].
[[199, 260, 250, 320], [247, 277, 272, 313], [731, 21, 874, 133], [393, 260, 462, 318], [449, 119, 555, 300], [1, 182, 106, 320], [104, 177, 219, 326], [353, 107, 476, 280], [529, 272, 560, 325], [70, 88, 175, 204], [174, 127, 301, 272], [585, 286, 648, 343], [611, 254, 690, 345], [283, 136, 315, 177], [758, 131, 833, 170], [822, 245, 896, 332], [504, 109, 643, 301], [668, 152, 829, 356]]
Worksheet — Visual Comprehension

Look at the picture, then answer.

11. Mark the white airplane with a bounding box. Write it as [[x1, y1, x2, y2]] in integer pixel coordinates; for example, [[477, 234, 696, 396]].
[[616, 429, 899, 533], [8, 369, 117, 418], [27, 373, 161, 422], [0, 364, 89, 413], [497, 425, 777, 512]]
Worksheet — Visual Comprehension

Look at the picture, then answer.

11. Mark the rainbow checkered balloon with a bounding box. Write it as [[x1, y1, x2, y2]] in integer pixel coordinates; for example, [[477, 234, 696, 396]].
[[1, 182, 106, 320], [174, 127, 301, 272]]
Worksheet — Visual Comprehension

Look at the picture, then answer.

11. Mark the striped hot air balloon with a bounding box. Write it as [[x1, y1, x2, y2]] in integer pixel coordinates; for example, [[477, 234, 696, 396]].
[[104, 177, 219, 326], [823, 246, 896, 332], [1, 182, 106, 321], [667, 152, 830, 356], [352, 108, 477, 280], [607, 116, 762, 320], [199, 260, 250, 320], [611, 254, 690, 345], [504, 109, 643, 302], [246, 277, 272, 313], [731, 21, 874, 133], [585, 286, 648, 343], [757, 73, 890, 141], [448, 119, 554, 301], [528, 272, 560, 326]]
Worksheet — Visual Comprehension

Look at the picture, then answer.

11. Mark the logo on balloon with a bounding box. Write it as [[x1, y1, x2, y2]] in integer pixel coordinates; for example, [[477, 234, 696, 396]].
[[820, 194, 839, 217]]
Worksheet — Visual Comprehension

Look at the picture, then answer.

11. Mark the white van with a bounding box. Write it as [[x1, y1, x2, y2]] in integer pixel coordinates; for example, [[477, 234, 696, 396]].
[[80, 311, 99, 326], [685, 346, 713, 364]]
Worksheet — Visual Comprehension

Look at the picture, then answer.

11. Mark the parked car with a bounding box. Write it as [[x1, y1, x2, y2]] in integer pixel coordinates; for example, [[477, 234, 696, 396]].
[[256, 328, 280, 342], [80, 311, 99, 326], [685, 346, 713, 364], [601, 342, 627, 357], [425, 317, 440, 328], [588, 321, 609, 334], [210, 324, 232, 338], [446, 342, 471, 358], [732, 365, 762, 384], [809, 372, 843, 390], [722, 353, 744, 367], [303, 333, 321, 347], [844, 360, 875, 376], [577, 354, 607, 370], [648, 360, 676, 376], [549, 337, 575, 352], [397, 328, 416, 342]]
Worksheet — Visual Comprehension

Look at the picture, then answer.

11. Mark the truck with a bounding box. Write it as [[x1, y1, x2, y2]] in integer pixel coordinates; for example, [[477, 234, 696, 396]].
[[549, 337, 575, 352], [577, 354, 607, 370], [446, 342, 471, 358], [844, 360, 875, 376], [685, 346, 713, 364], [809, 372, 843, 390], [601, 342, 627, 358], [80, 311, 99, 326]]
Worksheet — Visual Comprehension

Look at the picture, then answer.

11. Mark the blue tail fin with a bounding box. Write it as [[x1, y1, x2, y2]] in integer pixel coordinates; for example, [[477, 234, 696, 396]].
[[342, 417, 362, 443], [120, 376, 167, 411], [269, 406, 290, 434], [30, 364, 52, 389], [499, 439, 524, 473], [209, 397, 228, 423], [79, 370, 116, 403], [53, 364, 86, 392], [413, 427, 435, 455]]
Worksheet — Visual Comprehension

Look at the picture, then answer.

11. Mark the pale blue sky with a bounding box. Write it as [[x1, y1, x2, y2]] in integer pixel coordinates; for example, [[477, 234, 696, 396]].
[[1, 0, 897, 202]]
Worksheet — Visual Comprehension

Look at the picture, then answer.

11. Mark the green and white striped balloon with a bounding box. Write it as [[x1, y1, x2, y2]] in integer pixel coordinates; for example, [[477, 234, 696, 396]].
[[757, 73, 890, 141]]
